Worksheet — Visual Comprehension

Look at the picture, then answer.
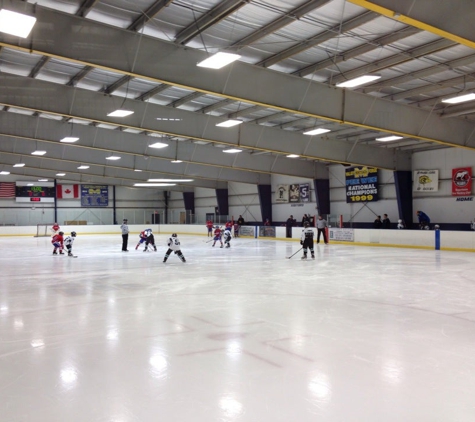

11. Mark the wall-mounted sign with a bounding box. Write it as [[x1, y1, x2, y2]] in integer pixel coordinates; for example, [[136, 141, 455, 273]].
[[16, 181, 55, 203], [452, 167, 472, 196], [413, 170, 439, 192], [345, 166, 378, 203]]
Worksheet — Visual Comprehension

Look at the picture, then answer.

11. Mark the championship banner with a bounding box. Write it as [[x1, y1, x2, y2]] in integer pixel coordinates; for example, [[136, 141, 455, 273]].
[[16, 181, 55, 203], [452, 167, 472, 196], [413, 170, 439, 192], [81, 185, 109, 207], [345, 166, 378, 203], [275, 185, 289, 203], [289, 184, 300, 202], [299, 183, 310, 202]]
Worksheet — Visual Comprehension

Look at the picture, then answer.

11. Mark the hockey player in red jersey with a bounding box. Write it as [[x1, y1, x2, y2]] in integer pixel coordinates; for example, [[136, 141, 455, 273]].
[[51, 222, 60, 236], [135, 229, 149, 250], [206, 220, 214, 237], [212, 226, 223, 248], [51, 231, 65, 255]]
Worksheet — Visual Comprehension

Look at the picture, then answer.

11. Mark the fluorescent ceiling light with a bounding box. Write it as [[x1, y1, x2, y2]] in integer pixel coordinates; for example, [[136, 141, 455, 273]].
[[60, 137, 79, 143], [441, 93, 475, 104], [303, 128, 331, 136], [134, 169, 142, 172], [27, 183, 34, 186], [375, 135, 403, 142], [134, 183, 176, 187], [0, 171, 10, 175], [156, 118, 182, 121], [216, 120, 243, 128], [38, 179, 48, 182], [31, 150, 46, 156], [223, 148, 242, 153], [107, 110, 134, 117], [77, 165, 90, 169], [0, 9, 37, 38], [149, 142, 168, 149], [171, 160, 183, 163], [56, 173, 66, 176], [286, 154, 300, 158], [197, 52, 241, 69], [148, 179, 194, 182], [13, 163, 25, 167], [336, 75, 381, 88], [106, 156, 121, 160]]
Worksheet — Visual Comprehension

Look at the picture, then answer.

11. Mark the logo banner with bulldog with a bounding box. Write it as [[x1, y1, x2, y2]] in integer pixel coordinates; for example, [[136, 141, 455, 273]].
[[413, 170, 439, 192], [452, 167, 472, 196]]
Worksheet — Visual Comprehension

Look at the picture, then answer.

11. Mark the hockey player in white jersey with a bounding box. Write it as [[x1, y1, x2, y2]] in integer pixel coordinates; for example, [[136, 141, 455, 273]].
[[300, 222, 315, 259], [223, 227, 232, 248], [63, 231, 77, 257], [163, 233, 186, 263]]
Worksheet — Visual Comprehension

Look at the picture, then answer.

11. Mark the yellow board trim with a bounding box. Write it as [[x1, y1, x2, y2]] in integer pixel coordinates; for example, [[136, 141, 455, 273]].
[[347, 0, 475, 50]]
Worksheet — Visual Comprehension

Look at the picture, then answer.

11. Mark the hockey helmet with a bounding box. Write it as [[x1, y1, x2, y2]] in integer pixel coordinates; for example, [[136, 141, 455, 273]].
[[71, 231, 77, 237], [304, 221, 310, 228], [398, 219, 403, 224], [58, 231, 64, 236], [172, 233, 177, 237]]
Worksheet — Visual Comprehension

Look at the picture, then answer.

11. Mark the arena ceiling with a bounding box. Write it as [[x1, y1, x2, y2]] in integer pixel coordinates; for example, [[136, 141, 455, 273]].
[[1, 0, 475, 191]]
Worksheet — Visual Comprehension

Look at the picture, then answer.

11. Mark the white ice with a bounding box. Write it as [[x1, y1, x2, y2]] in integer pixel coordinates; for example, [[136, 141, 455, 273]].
[[2, 233, 475, 421]]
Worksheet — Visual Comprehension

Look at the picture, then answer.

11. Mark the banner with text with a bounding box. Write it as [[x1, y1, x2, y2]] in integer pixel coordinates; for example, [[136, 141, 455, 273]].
[[452, 167, 472, 196], [275, 185, 289, 203], [345, 166, 378, 203], [299, 183, 310, 202], [81, 185, 109, 207], [413, 170, 439, 192]]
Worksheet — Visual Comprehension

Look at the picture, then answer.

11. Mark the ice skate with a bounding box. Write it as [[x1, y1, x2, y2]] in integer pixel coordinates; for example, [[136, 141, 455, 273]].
[[68, 252, 73, 257], [59, 251, 64, 255], [301, 254, 307, 260], [53, 251, 57, 255], [312, 254, 315, 259]]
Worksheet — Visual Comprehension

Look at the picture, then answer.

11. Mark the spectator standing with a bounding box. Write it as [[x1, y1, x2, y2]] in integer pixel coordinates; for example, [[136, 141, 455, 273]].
[[373, 215, 382, 229], [316, 215, 328, 244], [416, 210, 430, 229], [382, 214, 391, 229], [286, 215, 295, 238], [120, 218, 129, 252], [264, 218, 271, 226], [236, 215, 245, 237], [397, 219, 405, 229], [301, 214, 310, 227]]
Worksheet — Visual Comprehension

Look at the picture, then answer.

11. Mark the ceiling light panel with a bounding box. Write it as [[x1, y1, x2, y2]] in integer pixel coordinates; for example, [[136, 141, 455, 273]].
[[0, 10, 37, 38], [197, 52, 241, 69]]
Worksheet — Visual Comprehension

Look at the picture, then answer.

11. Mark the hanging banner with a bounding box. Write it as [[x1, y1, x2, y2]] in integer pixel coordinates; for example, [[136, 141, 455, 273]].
[[413, 170, 439, 192], [81, 185, 109, 207], [299, 183, 310, 202], [289, 184, 300, 202], [345, 166, 378, 203], [452, 167, 472, 196], [275, 185, 289, 203]]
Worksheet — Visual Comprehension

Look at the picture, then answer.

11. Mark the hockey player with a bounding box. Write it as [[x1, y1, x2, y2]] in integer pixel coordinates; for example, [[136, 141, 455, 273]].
[[51, 231, 65, 255], [51, 222, 60, 236], [223, 227, 232, 248], [144, 229, 157, 252], [163, 233, 186, 263], [212, 226, 223, 248], [206, 220, 214, 237], [397, 219, 405, 229], [64, 231, 77, 256], [135, 229, 150, 250], [300, 222, 315, 260]]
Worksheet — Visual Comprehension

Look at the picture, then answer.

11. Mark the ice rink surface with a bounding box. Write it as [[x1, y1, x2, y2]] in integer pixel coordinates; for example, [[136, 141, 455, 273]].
[[2, 233, 475, 421]]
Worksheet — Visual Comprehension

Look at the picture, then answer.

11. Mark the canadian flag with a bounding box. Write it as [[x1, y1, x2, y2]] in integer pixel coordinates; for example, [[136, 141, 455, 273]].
[[57, 184, 79, 199]]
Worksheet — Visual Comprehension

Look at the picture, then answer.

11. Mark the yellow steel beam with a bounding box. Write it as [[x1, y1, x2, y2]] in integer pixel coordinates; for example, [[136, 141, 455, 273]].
[[347, 0, 475, 50]]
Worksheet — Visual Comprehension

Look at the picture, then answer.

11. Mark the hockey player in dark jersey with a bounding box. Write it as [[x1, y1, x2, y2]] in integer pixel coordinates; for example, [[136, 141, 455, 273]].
[[223, 227, 232, 248], [144, 229, 157, 252], [300, 222, 315, 259]]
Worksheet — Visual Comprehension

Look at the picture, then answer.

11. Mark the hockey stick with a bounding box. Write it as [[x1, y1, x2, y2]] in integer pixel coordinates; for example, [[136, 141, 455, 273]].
[[286, 247, 303, 259]]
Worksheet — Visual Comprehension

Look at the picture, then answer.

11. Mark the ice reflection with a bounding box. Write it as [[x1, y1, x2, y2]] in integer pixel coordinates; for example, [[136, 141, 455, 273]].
[[308, 373, 332, 402], [149, 354, 168, 379], [382, 359, 404, 384], [226, 341, 242, 358], [31, 339, 45, 348], [14, 317, 24, 329], [60, 367, 78, 386], [220, 396, 243, 418]]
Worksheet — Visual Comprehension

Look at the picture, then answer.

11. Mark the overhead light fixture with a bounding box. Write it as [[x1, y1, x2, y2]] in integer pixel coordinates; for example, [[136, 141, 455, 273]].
[[27, 183, 34, 186], [223, 148, 242, 153], [441, 93, 475, 104], [336, 75, 381, 88], [286, 154, 300, 158], [107, 110, 134, 117], [60, 137, 79, 143], [77, 165, 90, 169], [31, 150, 46, 156], [0, 9, 37, 38], [56, 173, 66, 176], [13, 163, 25, 167], [171, 160, 183, 163], [149, 142, 168, 149], [303, 128, 331, 136], [197, 52, 241, 69], [134, 169, 142, 172], [216, 120, 243, 128], [0, 171, 10, 175], [38, 179, 48, 182], [148, 179, 194, 182], [156, 118, 182, 121], [106, 155, 121, 160], [134, 183, 176, 187], [375, 135, 403, 142]]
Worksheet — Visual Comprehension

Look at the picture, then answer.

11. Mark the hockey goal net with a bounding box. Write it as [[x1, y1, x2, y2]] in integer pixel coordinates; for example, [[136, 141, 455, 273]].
[[35, 223, 57, 237]]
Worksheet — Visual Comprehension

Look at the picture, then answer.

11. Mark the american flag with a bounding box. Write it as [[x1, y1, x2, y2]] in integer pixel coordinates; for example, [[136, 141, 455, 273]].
[[0, 182, 16, 198]]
